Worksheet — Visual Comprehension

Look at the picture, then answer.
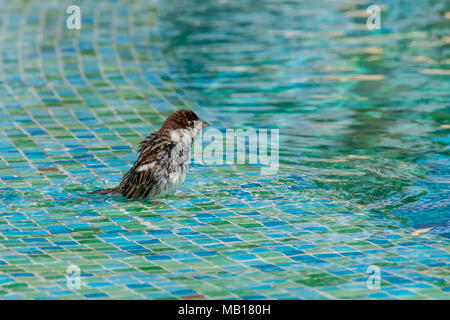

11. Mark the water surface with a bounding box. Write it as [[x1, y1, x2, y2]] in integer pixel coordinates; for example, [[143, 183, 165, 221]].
[[158, 0, 450, 236]]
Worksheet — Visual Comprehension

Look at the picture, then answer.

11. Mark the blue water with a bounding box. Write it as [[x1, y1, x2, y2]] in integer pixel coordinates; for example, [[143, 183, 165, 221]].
[[0, 0, 448, 299], [157, 0, 450, 237]]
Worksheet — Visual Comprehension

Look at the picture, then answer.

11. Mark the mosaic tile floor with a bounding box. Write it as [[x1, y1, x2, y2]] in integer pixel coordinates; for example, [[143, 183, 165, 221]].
[[0, 0, 449, 299]]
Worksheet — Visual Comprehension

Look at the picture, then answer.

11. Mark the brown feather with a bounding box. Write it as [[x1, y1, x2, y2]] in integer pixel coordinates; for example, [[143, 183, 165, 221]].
[[91, 109, 203, 199]]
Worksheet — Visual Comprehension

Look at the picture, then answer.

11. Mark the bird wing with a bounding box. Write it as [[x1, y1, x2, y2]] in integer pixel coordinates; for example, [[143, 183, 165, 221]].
[[119, 133, 171, 199], [138, 131, 159, 153]]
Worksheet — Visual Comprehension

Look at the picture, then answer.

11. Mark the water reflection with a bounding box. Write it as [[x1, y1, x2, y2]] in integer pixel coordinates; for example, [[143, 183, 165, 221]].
[[157, 0, 449, 236]]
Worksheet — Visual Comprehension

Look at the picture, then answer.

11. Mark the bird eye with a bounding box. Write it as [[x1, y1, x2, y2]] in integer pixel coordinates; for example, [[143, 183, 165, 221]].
[[189, 120, 195, 127]]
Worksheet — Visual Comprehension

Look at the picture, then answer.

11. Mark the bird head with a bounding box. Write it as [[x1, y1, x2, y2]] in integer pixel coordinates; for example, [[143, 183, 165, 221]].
[[162, 109, 209, 144]]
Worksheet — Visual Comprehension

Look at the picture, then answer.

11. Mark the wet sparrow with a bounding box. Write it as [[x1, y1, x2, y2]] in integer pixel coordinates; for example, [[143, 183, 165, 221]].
[[90, 109, 209, 199]]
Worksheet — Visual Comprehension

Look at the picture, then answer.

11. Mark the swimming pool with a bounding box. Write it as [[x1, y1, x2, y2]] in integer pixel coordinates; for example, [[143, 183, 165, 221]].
[[0, 0, 448, 299]]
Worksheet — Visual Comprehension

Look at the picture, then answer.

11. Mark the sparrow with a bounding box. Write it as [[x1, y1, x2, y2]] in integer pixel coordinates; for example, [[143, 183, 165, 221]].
[[90, 109, 209, 199]]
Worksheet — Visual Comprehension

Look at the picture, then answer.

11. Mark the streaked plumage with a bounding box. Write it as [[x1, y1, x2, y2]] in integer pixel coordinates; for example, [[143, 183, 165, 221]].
[[90, 109, 209, 199]]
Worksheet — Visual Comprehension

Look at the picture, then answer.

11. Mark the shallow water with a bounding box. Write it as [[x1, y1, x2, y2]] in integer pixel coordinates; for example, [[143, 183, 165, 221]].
[[0, 0, 448, 299], [158, 0, 450, 236]]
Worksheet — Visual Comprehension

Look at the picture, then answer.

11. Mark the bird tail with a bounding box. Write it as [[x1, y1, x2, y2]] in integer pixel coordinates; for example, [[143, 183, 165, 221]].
[[89, 186, 121, 195]]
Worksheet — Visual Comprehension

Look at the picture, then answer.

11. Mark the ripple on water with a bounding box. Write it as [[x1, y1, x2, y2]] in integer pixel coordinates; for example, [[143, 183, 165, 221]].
[[157, 0, 450, 236]]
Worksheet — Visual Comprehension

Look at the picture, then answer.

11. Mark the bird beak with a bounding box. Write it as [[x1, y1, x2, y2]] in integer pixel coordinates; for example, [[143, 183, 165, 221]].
[[201, 120, 209, 129]]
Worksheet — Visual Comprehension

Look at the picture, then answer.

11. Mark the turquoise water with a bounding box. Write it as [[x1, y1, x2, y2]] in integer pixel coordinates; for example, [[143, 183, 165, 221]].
[[158, 0, 450, 236], [0, 0, 448, 299]]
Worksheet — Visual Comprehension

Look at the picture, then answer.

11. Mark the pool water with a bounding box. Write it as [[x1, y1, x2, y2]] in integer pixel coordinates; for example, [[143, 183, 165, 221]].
[[0, 0, 449, 299]]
